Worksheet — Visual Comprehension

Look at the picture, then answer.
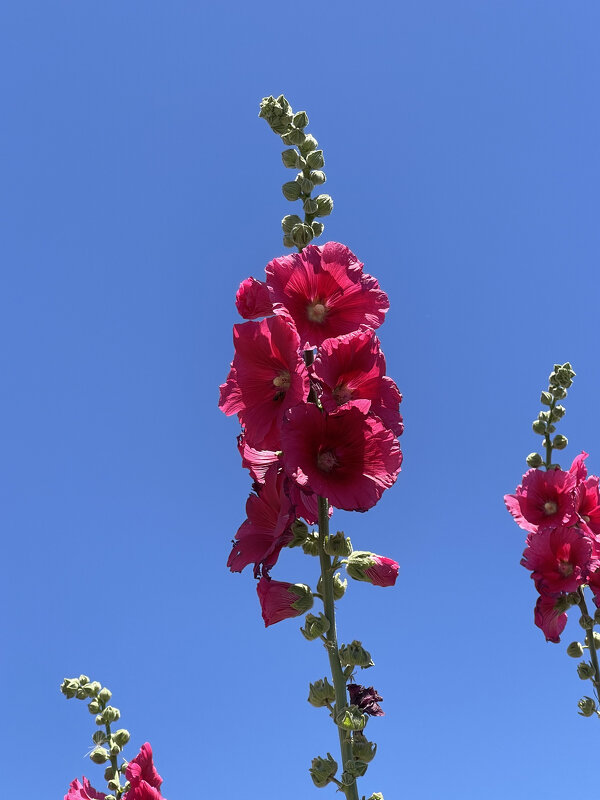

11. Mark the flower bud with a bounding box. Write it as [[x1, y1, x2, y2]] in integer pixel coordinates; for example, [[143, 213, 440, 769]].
[[107, 779, 120, 792], [292, 110, 309, 129], [308, 677, 336, 707], [336, 705, 368, 731], [550, 405, 566, 422], [98, 687, 112, 703], [310, 170, 326, 185], [104, 766, 118, 782], [306, 150, 325, 170], [309, 753, 338, 788], [342, 758, 368, 781], [78, 674, 90, 685], [317, 572, 347, 600], [87, 681, 101, 697], [315, 194, 334, 217], [540, 391, 553, 406], [301, 612, 331, 640], [281, 149, 302, 169], [567, 592, 581, 606], [298, 176, 314, 195], [283, 234, 294, 248], [368, 794, 384, 800], [578, 696, 597, 717], [259, 95, 293, 134], [302, 532, 320, 556], [553, 595, 571, 614], [311, 221, 325, 238], [594, 608, 600, 625], [88, 700, 101, 714], [101, 706, 121, 724], [291, 223, 314, 249], [578, 661, 596, 680], [526, 453, 543, 468], [579, 614, 594, 631], [352, 731, 377, 763], [551, 385, 567, 400], [324, 532, 353, 558], [288, 519, 309, 547], [553, 434, 568, 450], [303, 197, 318, 215], [282, 181, 301, 201], [61, 678, 80, 699], [339, 640, 374, 669], [281, 128, 306, 146], [532, 420, 546, 435], [113, 729, 131, 747], [93, 731, 108, 745], [299, 134, 318, 155], [346, 551, 399, 587], [567, 641, 585, 658], [105, 795, 116, 800], [90, 747, 109, 765], [281, 214, 302, 234], [76, 687, 88, 700], [110, 743, 121, 757]]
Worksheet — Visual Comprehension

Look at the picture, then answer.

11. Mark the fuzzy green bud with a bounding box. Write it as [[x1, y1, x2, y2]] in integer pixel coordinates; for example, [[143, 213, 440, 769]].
[[550, 405, 566, 422], [309, 753, 338, 788], [303, 197, 318, 215], [101, 706, 121, 724], [578, 696, 597, 717], [107, 779, 120, 793], [352, 731, 377, 763], [98, 687, 112, 704], [336, 705, 368, 731], [342, 759, 368, 782], [339, 640, 374, 669], [553, 595, 572, 614], [579, 614, 594, 631], [299, 134, 318, 155], [292, 110, 308, 129], [302, 532, 320, 556], [282, 181, 301, 201], [93, 731, 108, 746], [105, 795, 117, 800], [283, 234, 294, 248], [578, 661, 596, 680], [540, 391, 553, 406], [368, 794, 384, 800], [61, 678, 80, 699], [310, 170, 326, 185], [315, 194, 334, 217], [87, 681, 102, 697], [291, 223, 314, 248], [298, 176, 314, 195], [259, 95, 293, 134], [567, 591, 581, 606], [594, 608, 600, 625], [301, 612, 330, 641], [308, 677, 336, 707], [532, 419, 546, 435], [306, 150, 325, 170], [90, 747, 109, 765], [567, 641, 585, 658], [288, 583, 314, 615], [311, 221, 325, 238], [317, 572, 347, 600], [104, 766, 118, 782], [110, 742, 121, 757], [281, 128, 305, 146], [324, 531, 353, 558], [288, 518, 310, 547], [551, 385, 567, 400], [88, 700, 101, 715], [281, 214, 302, 234], [281, 149, 302, 169], [553, 434, 568, 450], [113, 729, 131, 747], [526, 452, 543, 468]]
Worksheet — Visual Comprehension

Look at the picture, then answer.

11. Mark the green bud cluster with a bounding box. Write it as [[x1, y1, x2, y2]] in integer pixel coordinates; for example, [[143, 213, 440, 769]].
[[259, 94, 333, 249], [528, 362, 575, 469], [324, 531, 353, 558]]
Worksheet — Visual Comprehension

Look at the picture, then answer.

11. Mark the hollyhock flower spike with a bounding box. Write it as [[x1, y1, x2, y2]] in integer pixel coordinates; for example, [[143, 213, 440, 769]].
[[281, 404, 402, 512], [265, 242, 389, 349], [235, 276, 274, 319], [219, 315, 309, 450], [65, 778, 106, 800]]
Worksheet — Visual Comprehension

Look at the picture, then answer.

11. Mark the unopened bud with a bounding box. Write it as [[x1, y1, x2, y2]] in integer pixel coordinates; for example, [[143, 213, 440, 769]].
[[98, 688, 112, 704], [311, 221, 325, 238], [308, 677, 336, 707], [292, 111, 309, 129], [578, 696, 597, 717], [336, 705, 368, 731], [282, 181, 301, 201], [567, 592, 581, 606], [283, 234, 294, 248], [303, 197, 318, 215], [540, 391, 553, 406], [113, 729, 131, 747], [577, 661, 596, 680], [298, 176, 314, 195], [88, 700, 101, 715], [93, 731, 108, 746], [306, 150, 325, 170], [368, 794, 384, 800], [324, 531, 353, 558], [60, 678, 80, 699], [104, 766, 118, 782], [288, 519, 309, 547], [550, 405, 566, 422], [594, 608, 600, 625], [352, 731, 377, 763], [317, 572, 347, 600], [309, 753, 338, 788], [90, 747, 109, 765], [339, 640, 374, 669], [78, 675, 90, 685], [580, 615, 594, 630], [281, 149, 302, 169], [567, 642, 585, 658], [107, 780, 120, 792], [315, 194, 334, 217], [301, 612, 330, 641], [281, 128, 305, 146], [342, 758, 368, 782], [551, 386, 567, 400], [526, 453, 543, 468], [310, 170, 326, 185], [258, 95, 293, 134], [291, 223, 313, 248], [553, 435, 568, 450], [281, 214, 302, 234], [302, 532, 320, 556], [532, 420, 546, 435], [299, 134, 318, 155]]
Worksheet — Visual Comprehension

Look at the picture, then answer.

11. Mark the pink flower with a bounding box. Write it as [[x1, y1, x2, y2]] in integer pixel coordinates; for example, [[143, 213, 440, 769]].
[[227, 465, 295, 576], [521, 525, 596, 594], [65, 778, 106, 800], [265, 242, 389, 349], [235, 277, 274, 320], [219, 316, 309, 450], [534, 594, 568, 643], [237, 434, 280, 483], [312, 329, 403, 436], [345, 551, 399, 587], [123, 743, 164, 800], [256, 577, 313, 626], [504, 467, 578, 533], [570, 452, 589, 483], [281, 404, 402, 512]]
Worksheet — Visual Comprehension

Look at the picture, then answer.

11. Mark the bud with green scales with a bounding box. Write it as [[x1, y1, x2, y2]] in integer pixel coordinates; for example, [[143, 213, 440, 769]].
[[309, 753, 338, 788], [308, 677, 336, 708]]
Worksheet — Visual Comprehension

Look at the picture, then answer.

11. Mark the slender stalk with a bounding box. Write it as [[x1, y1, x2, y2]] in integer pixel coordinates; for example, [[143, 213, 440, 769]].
[[578, 589, 600, 701], [317, 495, 360, 800], [104, 719, 123, 798]]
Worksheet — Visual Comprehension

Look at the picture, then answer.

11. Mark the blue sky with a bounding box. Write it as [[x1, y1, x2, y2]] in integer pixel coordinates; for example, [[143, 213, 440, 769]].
[[1, 1, 600, 798]]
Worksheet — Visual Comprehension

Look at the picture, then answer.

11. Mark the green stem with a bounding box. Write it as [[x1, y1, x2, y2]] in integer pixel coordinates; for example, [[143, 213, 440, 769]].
[[104, 720, 123, 799], [578, 589, 600, 701], [317, 495, 360, 800]]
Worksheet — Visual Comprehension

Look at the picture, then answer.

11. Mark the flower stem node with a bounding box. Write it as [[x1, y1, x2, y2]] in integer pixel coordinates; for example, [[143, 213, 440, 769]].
[[90, 747, 109, 765], [302, 532, 320, 556], [317, 572, 348, 600], [336, 705, 368, 731], [578, 696, 597, 717], [301, 612, 331, 640], [324, 532, 353, 558], [291, 223, 314, 248], [553, 434, 568, 450], [315, 194, 334, 217], [309, 753, 338, 788], [577, 661, 596, 680], [281, 214, 303, 234], [579, 615, 594, 631], [526, 452, 543, 468], [308, 677, 336, 707], [567, 642, 585, 658], [352, 730, 377, 763], [258, 95, 293, 134], [282, 181, 302, 201], [339, 640, 374, 669]]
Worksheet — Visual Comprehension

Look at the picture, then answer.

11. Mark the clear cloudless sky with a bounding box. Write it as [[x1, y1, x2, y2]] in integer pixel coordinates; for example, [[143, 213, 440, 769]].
[[1, 2, 600, 798]]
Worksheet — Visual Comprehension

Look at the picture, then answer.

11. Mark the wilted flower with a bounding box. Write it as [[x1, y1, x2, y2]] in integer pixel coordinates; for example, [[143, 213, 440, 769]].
[[347, 683, 384, 716]]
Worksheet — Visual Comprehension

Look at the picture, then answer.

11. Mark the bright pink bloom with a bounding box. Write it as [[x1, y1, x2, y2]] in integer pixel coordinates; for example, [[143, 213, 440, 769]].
[[589, 568, 600, 607], [65, 778, 106, 800], [575, 476, 600, 537], [227, 465, 294, 575], [237, 434, 280, 483], [281, 404, 402, 512], [534, 594, 568, 643], [235, 277, 274, 319], [521, 525, 596, 594], [284, 478, 325, 525], [504, 467, 578, 533], [219, 316, 309, 450], [570, 452, 589, 483], [312, 329, 403, 436], [265, 242, 389, 349], [123, 744, 164, 800], [257, 577, 313, 627]]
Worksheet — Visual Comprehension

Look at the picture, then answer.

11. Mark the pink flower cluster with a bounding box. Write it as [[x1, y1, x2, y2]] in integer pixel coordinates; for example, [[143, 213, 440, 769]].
[[219, 243, 403, 621], [65, 744, 165, 800], [505, 453, 600, 641]]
